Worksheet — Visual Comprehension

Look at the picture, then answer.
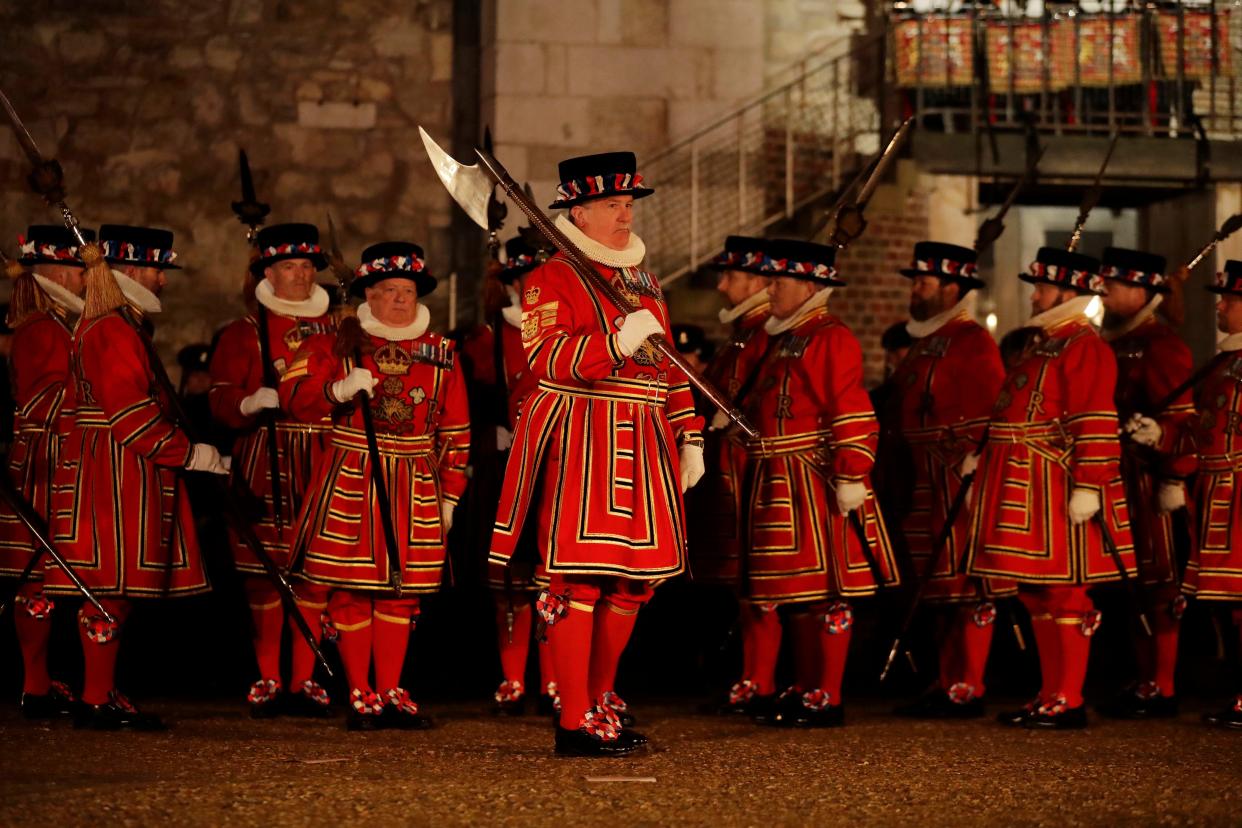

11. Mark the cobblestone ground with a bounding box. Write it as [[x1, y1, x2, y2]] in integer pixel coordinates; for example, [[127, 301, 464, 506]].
[[1, 699, 1239, 826]]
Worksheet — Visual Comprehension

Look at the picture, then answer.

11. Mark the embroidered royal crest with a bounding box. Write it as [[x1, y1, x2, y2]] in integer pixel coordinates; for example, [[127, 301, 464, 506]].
[[382, 377, 404, 396], [374, 395, 413, 425], [374, 342, 412, 375], [523, 286, 541, 305], [522, 302, 559, 343], [409, 386, 426, 405]]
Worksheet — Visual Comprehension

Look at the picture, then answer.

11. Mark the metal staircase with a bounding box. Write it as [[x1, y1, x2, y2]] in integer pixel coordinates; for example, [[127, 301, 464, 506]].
[[638, 32, 886, 287]]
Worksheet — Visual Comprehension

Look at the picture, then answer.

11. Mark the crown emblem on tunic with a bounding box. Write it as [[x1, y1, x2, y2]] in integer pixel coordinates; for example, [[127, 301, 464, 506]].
[[373, 342, 412, 375]]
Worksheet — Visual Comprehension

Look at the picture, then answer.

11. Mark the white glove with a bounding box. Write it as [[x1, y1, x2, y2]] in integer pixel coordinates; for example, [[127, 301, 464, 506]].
[[709, 409, 729, 432], [959, 453, 980, 478], [1068, 487, 1101, 525], [239, 387, 279, 417], [186, 443, 229, 475], [1157, 481, 1186, 514], [616, 309, 664, 357], [679, 443, 705, 493], [835, 480, 867, 514], [1125, 413, 1162, 447], [330, 367, 377, 403], [495, 425, 513, 452], [440, 501, 455, 533]]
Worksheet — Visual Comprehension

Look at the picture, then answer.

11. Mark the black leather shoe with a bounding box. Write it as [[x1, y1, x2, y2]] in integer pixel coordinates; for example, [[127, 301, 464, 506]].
[[554, 725, 640, 757], [1098, 689, 1178, 719], [379, 689, 434, 730], [346, 709, 382, 731], [786, 703, 846, 728], [601, 691, 636, 727], [996, 698, 1040, 727], [537, 695, 559, 717], [1022, 705, 1088, 730], [748, 694, 781, 725], [616, 727, 649, 747], [284, 682, 333, 719], [1203, 704, 1242, 730], [74, 693, 166, 731], [20, 682, 79, 720], [248, 679, 283, 719], [493, 696, 526, 717]]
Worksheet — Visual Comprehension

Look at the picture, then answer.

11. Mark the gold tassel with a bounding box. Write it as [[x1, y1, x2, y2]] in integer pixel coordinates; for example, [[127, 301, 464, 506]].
[[6, 266, 52, 328], [80, 242, 128, 320]]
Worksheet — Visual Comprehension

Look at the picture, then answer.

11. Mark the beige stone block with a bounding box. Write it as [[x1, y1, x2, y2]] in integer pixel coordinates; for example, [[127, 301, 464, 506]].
[[237, 86, 270, 126], [192, 83, 227, 127], [667, 99, 735, 139], [663, 47, 714, 99], [669, 0, 763, 49], [273, 171, 319, 204], [296, 81, 324, 102], [431, 33, 453, 82], [494, 95, 591, 147], [273, 123, 363, 169], [297, 100, 377, 130], [358, 77, 394, 102], [204, 35, 242, 72], [711, 47, 763, 101], [493, 43, 545, 95], [621, 0, 668, 45], [168, 45, 204, 70], [597, 0, 622, 44], [543, 44, 568, 95], [497, 0, 598, 44], [492, 142, 530, 183], [373, 16, 430, 58], [57, 28, 107, 63], [525, 145, 589, 184], [587, 97, 667, 152]]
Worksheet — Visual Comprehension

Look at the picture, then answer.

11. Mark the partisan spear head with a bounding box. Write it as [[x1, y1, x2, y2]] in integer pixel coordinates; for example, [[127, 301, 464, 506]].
[[231, 148, 270, 239], [419, 126, 493, 231]]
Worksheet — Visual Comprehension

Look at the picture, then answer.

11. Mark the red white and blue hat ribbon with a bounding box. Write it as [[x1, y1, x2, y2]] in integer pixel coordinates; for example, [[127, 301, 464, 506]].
[[915, 257, 978, 279], [355, 253, 428, 279], [551, 172, 645, 208], [1029, 260, 1103, 294], [101, 240, 178, 266], [18, 236, 79, 262], [1100, 264, 1165, 288], [762, 257, 838, 282]]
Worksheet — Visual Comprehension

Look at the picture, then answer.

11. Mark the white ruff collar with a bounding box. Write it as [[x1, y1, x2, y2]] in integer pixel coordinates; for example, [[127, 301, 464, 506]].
[[358, 301, 429, 341], [502, 286, 522, 328], [112, 269, 162, 314], [906, 297, 971, 339], [765, 287, 834, 336], [1101, 294, 1163, 342], [1219, 332, 1242, 352], [33, 274, 84, 315], [553, 213, 645, 268], [719, 288, 770, 325], [256, 279, 329, 318], [1028, 294, 1094, 331]]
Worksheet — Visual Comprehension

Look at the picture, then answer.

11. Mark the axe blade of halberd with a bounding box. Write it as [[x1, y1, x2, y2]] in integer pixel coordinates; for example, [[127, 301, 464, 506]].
[[419, 127, 492, 232]]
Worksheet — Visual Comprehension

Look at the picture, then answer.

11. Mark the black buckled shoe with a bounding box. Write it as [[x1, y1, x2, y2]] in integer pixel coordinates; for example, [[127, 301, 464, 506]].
[[1203, 698, 1242, 730], [285, 680, 333, 718], [247, 678, 283, 719], [996, 697, 1041, 727], [73, 692, 166, 731], [601, 691, 636, 727], [493, 680, 527, 716], [1022, 698, 1088, 730], [20, 681, 80, 720], [346, 689, 384, 731], [894, 688, 951, 718], [1098, 685, 1178, 720], [379, 688, 435, 730], [776, 689, 845, 728], [554, 725, 640, 757]]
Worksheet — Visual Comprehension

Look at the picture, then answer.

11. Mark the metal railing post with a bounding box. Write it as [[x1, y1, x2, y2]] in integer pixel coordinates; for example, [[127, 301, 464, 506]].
[[784, 85, 794, 218], [689, 142, 699, 275]]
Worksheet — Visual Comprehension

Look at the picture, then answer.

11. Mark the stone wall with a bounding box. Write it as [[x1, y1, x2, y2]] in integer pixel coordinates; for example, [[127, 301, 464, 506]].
[[0, 0, 457, 363]]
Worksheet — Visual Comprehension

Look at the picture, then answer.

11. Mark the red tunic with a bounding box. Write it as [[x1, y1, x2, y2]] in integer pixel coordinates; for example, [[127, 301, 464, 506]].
[[463, 316, 546, 591], [742, 305, 899, 603], [687, 300, 770, 585], [891, 313, 1013, 602], [1166, 347, 1242, 601], [280, 321, 470, 593], [966, 316, 1136, 584], [488, 254, 704, 579], [47, 311, 209, 597], [0, 309, 72, 575], [1107, 314, 1197, 587], [208, 307, 335, 571]]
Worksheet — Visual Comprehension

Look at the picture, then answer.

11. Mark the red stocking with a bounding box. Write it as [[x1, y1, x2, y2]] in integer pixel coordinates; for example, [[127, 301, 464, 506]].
[[79, 598, 131, 705], [494, 591, 533, 687], [244, 577, 283, 683], [14, 583, 52, 695], [289, 581, 330, 688], [373, 597, 419, 692], [329, 590, 373, 693]]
